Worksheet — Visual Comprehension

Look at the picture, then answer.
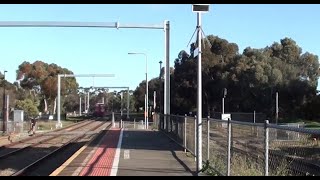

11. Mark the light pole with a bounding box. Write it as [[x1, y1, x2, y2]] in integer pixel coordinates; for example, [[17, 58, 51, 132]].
[[2, 70, 7, 134], [159, 61, 163, 114], [128, 52, 148, 129], [192, 4, 210, 174]]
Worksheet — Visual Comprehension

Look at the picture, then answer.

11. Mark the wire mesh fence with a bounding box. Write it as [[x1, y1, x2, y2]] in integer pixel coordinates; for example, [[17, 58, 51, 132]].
[[268, 127, 320, 176], [155, 113, 320, 176]]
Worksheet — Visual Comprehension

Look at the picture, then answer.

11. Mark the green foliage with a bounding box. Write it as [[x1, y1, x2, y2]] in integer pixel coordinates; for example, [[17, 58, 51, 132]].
[[133, 35, 320, 121], [16, 60, 79, 114], [15, 98, 39, 118]]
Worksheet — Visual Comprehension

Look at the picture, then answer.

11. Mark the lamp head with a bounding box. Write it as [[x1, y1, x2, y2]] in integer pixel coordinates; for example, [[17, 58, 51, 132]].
[[192, 4, 210, 13]]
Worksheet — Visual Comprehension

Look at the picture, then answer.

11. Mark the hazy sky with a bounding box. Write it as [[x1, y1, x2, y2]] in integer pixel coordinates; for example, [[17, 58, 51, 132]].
[[0, 4, 319, 91]]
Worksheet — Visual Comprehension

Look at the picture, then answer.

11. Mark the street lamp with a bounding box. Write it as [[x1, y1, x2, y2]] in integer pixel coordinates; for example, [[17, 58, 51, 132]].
[[128, 52, 148, 129], [2, 70, 7, 134], [192, 4, 209, 174]]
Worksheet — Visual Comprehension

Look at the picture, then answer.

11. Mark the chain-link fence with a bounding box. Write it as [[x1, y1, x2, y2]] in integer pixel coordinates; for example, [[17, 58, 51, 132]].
[[1, 121, 29, 134], [155, 113, 320, 176], [114, 113, 159, 130]]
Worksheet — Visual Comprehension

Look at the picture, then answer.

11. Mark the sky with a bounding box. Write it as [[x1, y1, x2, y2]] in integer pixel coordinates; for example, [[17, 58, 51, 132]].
[[0, 4, 320, 91]]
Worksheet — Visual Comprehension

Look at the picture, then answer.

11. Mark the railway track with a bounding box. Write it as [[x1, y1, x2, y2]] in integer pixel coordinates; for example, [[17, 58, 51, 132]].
[[0, 120, 93, 156], [0, 120, 110, 176], [0, 119, 90, 150]]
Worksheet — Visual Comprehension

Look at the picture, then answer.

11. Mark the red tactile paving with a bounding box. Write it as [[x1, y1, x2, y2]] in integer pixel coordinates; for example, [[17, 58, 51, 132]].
[[79, 128, 121, 176]]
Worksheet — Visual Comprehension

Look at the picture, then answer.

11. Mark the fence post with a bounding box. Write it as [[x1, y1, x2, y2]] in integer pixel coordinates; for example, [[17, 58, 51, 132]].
[[134, 118, 136, 129], [112, 112, 115, 128], [227, 118, 231, 176], [264, 120, 269, 176], [166, 114, 168, 132], [184, 114, 187, 153], [207, 116, 210, 161], [194, 115, 197, 162]]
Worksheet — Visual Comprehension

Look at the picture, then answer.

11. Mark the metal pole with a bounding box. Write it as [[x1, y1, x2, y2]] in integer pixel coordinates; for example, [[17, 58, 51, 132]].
[[184, 114, 187, 153], [2, 71, 7, 134], [207, 116, 210, 161], [254, 110, 256, 123], [5, 95, 9, 125], [276, 92, 278, 124], [145, 94, 147, 129], [196, 12, 203, 173], [0, 21, 164, 29], [264, 120, 269, 176], [121, 91, 123, 117], [79, 96, 82, 116], [146, 54, 149, 130], [87, 91, 90, 114], [134, 118, 136, 129], [253, 110, 256, 136], [227, 118, 232, 176], [164, 20, 170, 116], [112, 112, 115, 128], [194, 115, 197, 162], [127, 88, 130, 119], [84, 93, 87, 113], [153, 91, 156, 113], [57, 75, 62, 128], [222, 97, 224, 114], [159, 61, 163, 115]]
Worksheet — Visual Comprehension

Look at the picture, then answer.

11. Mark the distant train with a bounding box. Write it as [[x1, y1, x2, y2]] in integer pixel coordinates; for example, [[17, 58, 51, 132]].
[[93, 103, 107, 117]]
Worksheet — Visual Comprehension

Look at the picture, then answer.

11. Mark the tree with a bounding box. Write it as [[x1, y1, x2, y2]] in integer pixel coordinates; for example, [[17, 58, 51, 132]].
[[169, 35, 320, 122], [16, 98, 39, 118], [16, 61, 79, 114]]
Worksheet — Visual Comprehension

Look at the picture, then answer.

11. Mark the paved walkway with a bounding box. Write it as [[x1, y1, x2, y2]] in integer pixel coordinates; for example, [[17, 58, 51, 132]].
[[79, 128, 197, 176]]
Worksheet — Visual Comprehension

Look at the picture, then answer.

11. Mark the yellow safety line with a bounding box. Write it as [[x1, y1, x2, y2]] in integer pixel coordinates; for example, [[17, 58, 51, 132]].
[[50, 124, 110, 176]]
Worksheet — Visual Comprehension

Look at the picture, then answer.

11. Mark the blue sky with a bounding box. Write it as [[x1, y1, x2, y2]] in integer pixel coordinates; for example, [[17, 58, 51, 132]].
[[0, 4, 320, 91]]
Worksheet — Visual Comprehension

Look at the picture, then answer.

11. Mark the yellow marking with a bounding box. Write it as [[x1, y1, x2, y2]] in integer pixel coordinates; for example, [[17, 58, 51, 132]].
[[50, 123, 110, 176], [50, 143, 89, 176]]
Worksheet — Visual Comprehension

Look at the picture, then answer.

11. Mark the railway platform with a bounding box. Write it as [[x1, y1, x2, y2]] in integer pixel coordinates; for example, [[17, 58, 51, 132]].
[[51, 128, 197, 176]]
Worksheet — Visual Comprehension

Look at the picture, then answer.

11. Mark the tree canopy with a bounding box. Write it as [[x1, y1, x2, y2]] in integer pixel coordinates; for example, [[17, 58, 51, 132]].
[[133, 35, 320, 122]]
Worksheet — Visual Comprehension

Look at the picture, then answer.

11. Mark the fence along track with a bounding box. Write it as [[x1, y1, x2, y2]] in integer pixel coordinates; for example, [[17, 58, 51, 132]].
[[156, 114, 320, 176]]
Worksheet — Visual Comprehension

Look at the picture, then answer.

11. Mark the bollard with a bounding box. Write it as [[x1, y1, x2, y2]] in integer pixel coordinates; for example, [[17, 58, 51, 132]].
[[112, 112, 115, 128]]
